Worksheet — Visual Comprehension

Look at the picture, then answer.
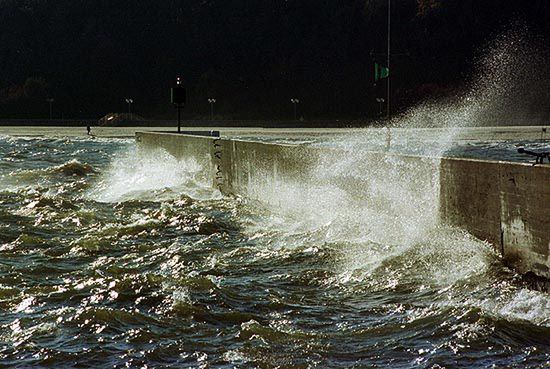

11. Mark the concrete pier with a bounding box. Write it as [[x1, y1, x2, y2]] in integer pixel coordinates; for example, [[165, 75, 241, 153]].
[[136, 131, 550, 280]]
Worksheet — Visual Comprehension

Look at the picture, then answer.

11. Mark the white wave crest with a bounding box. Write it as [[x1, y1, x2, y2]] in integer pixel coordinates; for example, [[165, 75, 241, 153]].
[[87, 146, 216, 203]]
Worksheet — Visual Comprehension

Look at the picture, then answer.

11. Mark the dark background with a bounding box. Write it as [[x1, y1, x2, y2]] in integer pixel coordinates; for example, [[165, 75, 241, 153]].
[[1, 0, 550, 122]]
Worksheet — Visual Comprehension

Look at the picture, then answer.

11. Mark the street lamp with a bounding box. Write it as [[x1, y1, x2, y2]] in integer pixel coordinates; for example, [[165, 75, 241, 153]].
[[171, 77, 186, 133], [208, 98, 216, 121], [46, 98, 54, 119], [290, 98, 300, 120], [125, 98, 134, 115], [376, 98, 385, 116]]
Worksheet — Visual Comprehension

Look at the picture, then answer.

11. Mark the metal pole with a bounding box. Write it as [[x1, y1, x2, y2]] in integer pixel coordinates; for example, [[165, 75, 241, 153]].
[[177, 105, 181, 133], [294, 103, 297, 120], [387, 0, 391, 119], [210, 102, 214, 120], [47, 98, 54, 119]]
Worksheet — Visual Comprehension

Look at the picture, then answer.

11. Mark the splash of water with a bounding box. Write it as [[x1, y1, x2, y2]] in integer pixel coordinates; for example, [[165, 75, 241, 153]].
[[87, 146, 217, 203], [391, 26, 550, 131], [234, 29, 550, 328]]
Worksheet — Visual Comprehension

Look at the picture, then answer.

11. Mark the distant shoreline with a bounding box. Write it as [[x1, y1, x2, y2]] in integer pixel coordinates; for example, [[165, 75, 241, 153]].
[[1, 118, 548, 129], [0, 118, 375, 128]]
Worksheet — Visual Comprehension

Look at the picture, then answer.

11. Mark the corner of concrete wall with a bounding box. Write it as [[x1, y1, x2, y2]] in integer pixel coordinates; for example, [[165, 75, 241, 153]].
[[499, 163, 550, 278], [439, 158, 502, 250], [440, 157, 550, 279]]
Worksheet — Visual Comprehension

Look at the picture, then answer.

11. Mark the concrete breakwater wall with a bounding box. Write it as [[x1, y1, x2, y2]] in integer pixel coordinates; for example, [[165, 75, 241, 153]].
[[440, 158, 549, 279], [136, 131, 550, 280]]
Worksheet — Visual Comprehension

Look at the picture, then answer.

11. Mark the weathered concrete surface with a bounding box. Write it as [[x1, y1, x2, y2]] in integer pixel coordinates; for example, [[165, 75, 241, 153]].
[[441, 158, 550, 278], [136, 131, 550, 280], [136, 131, 323, 194]]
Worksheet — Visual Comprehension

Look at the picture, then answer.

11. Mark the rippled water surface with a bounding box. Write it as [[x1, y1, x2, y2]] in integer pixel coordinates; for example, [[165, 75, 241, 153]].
[[0, 135, 549, 368]]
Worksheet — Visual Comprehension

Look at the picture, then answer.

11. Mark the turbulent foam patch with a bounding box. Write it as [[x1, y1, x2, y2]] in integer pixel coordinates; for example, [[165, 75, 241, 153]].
[[0, 159, 95, 192], [481, 288, 550, 327], [87, 146, 217, 203], [52, 159, 96, 177]]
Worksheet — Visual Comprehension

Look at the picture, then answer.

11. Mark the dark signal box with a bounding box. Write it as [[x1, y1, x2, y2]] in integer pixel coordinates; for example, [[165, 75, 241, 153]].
[[171, 87, 186, 104]]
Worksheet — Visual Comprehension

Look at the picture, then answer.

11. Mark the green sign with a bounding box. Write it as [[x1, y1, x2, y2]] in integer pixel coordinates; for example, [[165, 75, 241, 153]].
[[374, 63, 389, 82]]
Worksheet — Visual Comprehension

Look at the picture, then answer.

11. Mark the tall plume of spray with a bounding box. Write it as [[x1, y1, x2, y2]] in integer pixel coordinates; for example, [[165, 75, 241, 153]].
[[470, 25, 550, 126], [391, 24, 550, 131]]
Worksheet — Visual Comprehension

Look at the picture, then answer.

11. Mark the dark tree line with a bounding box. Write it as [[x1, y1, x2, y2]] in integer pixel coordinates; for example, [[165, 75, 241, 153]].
[[1, 0, 549, 121]]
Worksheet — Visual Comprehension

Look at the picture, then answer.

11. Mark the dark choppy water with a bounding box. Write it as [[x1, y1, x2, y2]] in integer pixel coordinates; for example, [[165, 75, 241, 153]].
[[0, 135, 549, 368]]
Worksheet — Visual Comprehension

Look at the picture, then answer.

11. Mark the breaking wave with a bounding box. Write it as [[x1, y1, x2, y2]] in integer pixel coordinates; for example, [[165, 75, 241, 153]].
[[87, 146, 219, 203]]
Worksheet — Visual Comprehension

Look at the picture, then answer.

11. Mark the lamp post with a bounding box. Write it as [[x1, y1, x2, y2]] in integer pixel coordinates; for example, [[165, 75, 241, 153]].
[[290, 98, 300, 120], [208, 98, 216, 120], [125, 98, 133, 116], [376, 98, 385, 116], [46, 98, 54, 120], [386, 0, 391, 119], [171, 77, 186, 133]]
